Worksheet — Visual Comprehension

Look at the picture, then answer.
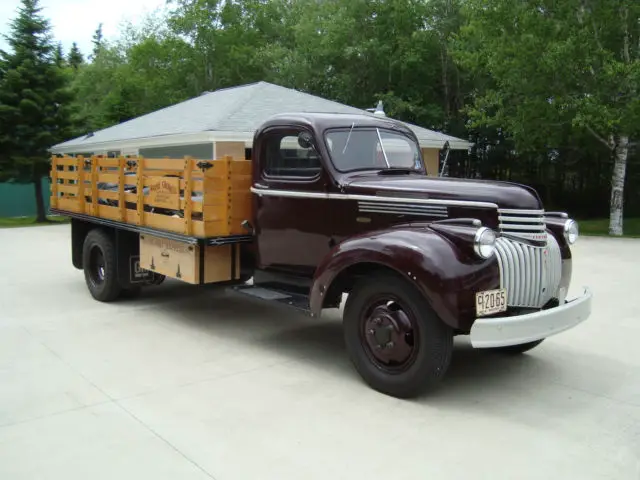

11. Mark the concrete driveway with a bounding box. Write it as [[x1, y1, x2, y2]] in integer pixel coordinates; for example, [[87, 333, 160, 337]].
[[1, 224, 638, 479]]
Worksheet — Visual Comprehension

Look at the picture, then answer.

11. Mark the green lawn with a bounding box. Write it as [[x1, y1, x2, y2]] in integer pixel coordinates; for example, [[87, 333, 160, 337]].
[[578, 218, 640, 238], [0, 215, 69, 228]]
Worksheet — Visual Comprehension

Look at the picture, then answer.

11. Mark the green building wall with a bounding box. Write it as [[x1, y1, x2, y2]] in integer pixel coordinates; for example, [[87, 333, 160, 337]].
[[0, 178, 51, 217]]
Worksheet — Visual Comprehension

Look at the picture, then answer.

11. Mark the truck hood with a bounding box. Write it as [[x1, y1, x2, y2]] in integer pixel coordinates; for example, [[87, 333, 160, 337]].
[[343, 173, 542, 210]]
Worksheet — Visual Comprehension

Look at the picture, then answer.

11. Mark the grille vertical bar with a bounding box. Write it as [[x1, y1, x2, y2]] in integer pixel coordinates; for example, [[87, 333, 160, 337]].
[[495, 234, 562, 308]]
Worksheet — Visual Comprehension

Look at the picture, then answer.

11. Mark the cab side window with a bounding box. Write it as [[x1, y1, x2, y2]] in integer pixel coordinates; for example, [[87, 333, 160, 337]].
[[264, 132, 321, 178]]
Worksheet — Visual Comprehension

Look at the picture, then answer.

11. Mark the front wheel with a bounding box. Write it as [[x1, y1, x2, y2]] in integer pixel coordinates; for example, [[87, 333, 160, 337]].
[[489, 339, 544, 355], [343, 272, 453, 398]]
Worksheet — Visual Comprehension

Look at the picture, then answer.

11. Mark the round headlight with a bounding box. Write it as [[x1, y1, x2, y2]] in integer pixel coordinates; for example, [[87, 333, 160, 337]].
[[564, 219, 579, 245], [474, 227, 496, 259]]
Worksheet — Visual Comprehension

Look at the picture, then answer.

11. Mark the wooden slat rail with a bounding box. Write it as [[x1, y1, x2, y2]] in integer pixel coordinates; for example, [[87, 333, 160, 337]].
[[183, 156, 194, 235], [50, 156, 59, 208], [91, 157, 99, 215], [77, 156, 86, 213], [49, 154, 252, 238]]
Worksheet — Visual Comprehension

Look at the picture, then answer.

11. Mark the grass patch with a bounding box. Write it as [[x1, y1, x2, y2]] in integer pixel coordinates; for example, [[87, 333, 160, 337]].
[[578, 218, 640, 238], [0, 215, 70, 228]]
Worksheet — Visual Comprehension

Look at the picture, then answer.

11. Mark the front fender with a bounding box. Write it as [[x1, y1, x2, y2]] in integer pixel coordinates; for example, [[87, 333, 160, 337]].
[[310, 226, 501, 332]]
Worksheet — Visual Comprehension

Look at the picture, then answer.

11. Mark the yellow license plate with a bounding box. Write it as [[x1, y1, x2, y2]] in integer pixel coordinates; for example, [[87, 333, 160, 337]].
[[476, 288, 507, 317]]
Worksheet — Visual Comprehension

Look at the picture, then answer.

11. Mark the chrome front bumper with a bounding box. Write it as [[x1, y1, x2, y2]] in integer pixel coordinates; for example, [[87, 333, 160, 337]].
[[469, 288, 592, 348]]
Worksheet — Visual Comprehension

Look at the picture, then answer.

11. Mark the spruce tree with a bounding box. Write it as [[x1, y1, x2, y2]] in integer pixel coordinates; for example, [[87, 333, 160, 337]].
[[68, 42, 83, 70], [90, 23, 103, 60], [0, 0, 75, 222], [54, 42, 65, 67]]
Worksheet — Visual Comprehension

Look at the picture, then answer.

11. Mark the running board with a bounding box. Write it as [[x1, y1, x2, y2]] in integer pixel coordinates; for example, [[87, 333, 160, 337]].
[[231, 285, 311, 314]]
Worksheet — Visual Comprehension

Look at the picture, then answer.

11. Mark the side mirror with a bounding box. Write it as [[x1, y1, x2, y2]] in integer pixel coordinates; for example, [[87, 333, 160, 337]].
[[298, 131, 314, 149]]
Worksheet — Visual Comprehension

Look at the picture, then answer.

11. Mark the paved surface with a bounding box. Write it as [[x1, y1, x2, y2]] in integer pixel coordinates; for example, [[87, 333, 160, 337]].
[[0, 224, 639, 480]]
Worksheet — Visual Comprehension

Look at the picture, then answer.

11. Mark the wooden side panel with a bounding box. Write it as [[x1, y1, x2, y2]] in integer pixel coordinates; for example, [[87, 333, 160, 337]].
[[49, 154, 253, 240], [57, 196, 81, 212], [97, 190, 118, 200], [139, 235, 199, 284], [58, 185, 78, 195], [97, 173, 119, 184], [97, 158, 120, 167], [56, 157, 78, 167], [97, 204, 122, 221], [204, 244, 233, 283], [57, 171, 78, 180], [146, 176, 181, 209], [144, 212, 185, 233]]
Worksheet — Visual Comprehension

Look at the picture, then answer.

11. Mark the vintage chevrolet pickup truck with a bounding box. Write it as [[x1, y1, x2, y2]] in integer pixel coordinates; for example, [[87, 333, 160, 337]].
[[50, 112, 592, 398]]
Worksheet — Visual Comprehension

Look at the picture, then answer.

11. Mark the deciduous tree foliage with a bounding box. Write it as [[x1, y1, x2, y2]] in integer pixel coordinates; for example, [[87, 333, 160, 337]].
[[2, 0, 638, 231], [0, 0, 75, 222], [454, 0, 639, 235]]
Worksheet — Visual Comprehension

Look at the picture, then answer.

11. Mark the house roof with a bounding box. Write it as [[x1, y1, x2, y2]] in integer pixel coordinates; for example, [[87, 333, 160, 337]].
[[50, 81, 470, 153]]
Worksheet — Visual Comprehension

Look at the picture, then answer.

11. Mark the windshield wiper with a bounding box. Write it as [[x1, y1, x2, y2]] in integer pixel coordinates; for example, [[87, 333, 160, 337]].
[[342, 122, 355, 154]]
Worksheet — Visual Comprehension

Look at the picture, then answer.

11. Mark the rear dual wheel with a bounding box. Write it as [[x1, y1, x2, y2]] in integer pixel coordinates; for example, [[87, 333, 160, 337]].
[[83, 229, 122, 302], [343, 273, 453, 398], [82, 229, 147, 302]]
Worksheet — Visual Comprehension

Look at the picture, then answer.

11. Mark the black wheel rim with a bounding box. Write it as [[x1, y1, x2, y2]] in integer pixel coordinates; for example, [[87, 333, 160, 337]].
[[359, 294, 419, 373], [88, 246, 106, 287]]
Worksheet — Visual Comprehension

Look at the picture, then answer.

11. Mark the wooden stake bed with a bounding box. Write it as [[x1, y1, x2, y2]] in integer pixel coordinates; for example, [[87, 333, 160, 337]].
[[139, 234, 240, 285], [49, 154, 253, 239]]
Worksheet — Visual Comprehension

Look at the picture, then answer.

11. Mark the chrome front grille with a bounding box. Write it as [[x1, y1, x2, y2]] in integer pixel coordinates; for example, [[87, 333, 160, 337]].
[[495, 234, 562, 308], [498, 208, 547, 242]]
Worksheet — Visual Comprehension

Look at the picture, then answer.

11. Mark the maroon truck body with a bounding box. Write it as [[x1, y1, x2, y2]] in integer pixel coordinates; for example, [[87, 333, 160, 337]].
[[61, 111, 592, 398]]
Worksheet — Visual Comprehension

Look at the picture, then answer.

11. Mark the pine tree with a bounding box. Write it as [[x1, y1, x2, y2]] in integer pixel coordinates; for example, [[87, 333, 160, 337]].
[[0, 0, 76, 222], [91, 23, 103, 60], [54, 42, 65, 67], [68, 41, 83, 70]]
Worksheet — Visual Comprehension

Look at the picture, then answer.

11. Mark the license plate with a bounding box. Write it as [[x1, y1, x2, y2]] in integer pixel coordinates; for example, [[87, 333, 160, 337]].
[[475, 288, 507, 317]]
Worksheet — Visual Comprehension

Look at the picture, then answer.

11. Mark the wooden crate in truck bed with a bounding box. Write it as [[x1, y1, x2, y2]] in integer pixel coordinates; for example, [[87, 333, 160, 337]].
[[49, 155, 252, 238]]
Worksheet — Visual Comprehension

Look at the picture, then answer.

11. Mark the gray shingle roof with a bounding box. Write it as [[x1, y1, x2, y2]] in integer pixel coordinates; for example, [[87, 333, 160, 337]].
[[51, 81, 469, 151]]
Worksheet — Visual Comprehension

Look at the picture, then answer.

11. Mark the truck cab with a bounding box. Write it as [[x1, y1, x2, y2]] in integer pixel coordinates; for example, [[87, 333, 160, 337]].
[[52, 111, 592, 398]]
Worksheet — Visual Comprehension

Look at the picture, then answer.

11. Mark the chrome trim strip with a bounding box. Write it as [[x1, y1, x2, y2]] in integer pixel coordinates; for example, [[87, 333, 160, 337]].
[[359, 206, 448, 213], [359, 208, 448, 218], [250, 187, 498, 209], [499, 224, 546, 231], [358, 201, 447, 209], [497, 208, 545, 215], [498, 216, 545, 223], [358, 203, 448, 213]]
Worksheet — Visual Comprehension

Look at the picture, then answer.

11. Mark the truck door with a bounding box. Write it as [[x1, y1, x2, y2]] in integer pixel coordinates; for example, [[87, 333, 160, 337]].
[[252, 126, 333, 277]]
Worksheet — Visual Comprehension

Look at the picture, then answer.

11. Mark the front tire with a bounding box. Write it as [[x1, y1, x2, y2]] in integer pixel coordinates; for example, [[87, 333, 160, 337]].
[[489, 339, 544, 354], [343, 272, 453, 398], [82, 229, 122, 302]]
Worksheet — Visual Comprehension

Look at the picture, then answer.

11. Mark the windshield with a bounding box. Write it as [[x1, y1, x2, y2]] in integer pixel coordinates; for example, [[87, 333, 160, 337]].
[[325, 127, 422, 172]]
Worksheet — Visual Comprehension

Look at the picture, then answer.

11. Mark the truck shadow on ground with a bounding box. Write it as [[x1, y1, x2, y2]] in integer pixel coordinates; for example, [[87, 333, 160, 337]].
[[141, 282, 566, 405]]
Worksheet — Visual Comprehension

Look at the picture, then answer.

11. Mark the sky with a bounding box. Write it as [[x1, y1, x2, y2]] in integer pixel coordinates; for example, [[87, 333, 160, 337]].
[[0, 0, 168, 57]]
